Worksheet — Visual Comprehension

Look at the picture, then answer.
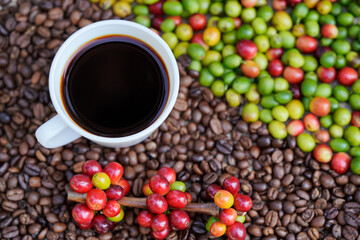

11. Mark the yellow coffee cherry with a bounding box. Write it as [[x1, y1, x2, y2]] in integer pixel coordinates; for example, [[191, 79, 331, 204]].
[[113, 1, 132, 18]]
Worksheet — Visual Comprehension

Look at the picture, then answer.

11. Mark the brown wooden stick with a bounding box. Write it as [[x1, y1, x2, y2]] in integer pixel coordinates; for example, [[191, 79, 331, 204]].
[[67, 188, 220, 217]]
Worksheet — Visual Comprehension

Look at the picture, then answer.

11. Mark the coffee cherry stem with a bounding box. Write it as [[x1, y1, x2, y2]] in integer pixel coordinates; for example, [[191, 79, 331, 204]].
[[67, 187, 241, 217]]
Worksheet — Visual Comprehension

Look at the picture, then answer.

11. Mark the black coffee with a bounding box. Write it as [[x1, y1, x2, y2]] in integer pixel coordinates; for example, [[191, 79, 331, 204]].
[[61, 35, 169, 137]]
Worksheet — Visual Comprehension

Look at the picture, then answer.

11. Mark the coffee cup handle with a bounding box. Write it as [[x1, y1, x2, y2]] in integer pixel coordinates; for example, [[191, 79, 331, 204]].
[[35, 115, 81, 148]]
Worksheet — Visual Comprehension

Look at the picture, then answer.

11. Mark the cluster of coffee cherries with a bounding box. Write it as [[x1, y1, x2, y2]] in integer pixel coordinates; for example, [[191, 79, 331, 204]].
[[137, 167, 192, 240], [70, 160, 130, 233], [205, 176, 253, 240]]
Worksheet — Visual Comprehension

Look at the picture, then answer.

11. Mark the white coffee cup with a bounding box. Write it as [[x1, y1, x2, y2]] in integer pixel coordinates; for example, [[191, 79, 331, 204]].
[[36, 20, 179, 148]]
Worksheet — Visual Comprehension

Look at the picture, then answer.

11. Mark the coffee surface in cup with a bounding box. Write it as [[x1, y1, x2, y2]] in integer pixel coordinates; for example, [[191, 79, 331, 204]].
[[61, 35, 169, 137]]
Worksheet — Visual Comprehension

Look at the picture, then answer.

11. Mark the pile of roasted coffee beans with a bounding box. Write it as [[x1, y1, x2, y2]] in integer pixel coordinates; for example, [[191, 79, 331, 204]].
[[0, 0, 360, 240]]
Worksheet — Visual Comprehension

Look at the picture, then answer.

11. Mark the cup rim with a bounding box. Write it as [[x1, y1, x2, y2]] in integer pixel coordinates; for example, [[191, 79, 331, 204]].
[[49, 20, 179, 144]]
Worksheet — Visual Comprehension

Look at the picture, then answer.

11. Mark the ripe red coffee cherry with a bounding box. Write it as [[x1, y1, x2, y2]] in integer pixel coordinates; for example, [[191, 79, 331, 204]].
[[331, 152, 351, 174], [70, 174, 93, 193], [268, 59, 284, 77], [146, 193, 168, 214], [86, 189, 106, 211], [72, 203, 94, 224], [219, 208, 237, 226], [317, 66, 336, 83], [151, 214, 169, 232], [226, 222, 247, 240], [103, 162, 123, 184], [149, 175, 170, 196], [82, 160, 102, 177], [157, 167, 176, 184], [295, 35, 317, 53], [236, 40, 258, 60], [77, 221, 93, 230], [137, 210, 154, 228], [103, 200, 121, 218], [149, 0, 164, 16], [222, 176, 240, 195], [234, 193, 253, 212], [284, 66, 304, 84], [116, 179, 130, 195], [151, 227, 170, 240], [105, 185, 124, 200], [321, 24, 338, 39], [169, 210, 190, 230], [266, 48, 283, 61], [93, 215, 115, 234], [337, 67, 358, 86], [188, 13, 207, 31], [166, 190, 188, 208], [206, 184, 222, 199]]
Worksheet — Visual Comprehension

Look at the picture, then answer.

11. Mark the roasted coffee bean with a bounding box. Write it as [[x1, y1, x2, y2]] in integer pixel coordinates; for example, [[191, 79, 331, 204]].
[[0, 177, 6, 192], [27, 191, 40, 205], [344, 212, 360, 227], [282, 174, 294, 186], [19, 213, 31, 225], [269, 200, 282, 211], [6, 188, 24, 201], [191, 221, 206, 234], [240, 136, 252, 149], [315, 198, 327, 209], [342, 225, 358, 240], [2, 226, 19, 238], [2, 200, 17, 212], [283, 201, 296, 214], [320, 173, 335, 189], [252, 200, 265, 211], [271, 150, 283, 163], [178, 55, 191, 68], [344, 183, 357, 195], [202, 172, 217, 184], [344, 202, 360, 214], [0, 216, 12, 228], [302, 209, 315, 223], [215, 139, 233, 154], [296, 190, 310, 201], [267, 187, 279, 201], [53, 222, 67, 233], [296, 232, 309, 240], [310, 216, 325, 228], [331, 224, 341, 238], [24, 164, 40, 176], [273, 165, 285, 179], [253, 182, 267, 192], [333, 198, 346, 209], [265, 210, 278, 228], [178, 171, 190, 181], [288, 223, 301, 234], [324, 207, 339, 220], [296, 215, 309, 228], [275, 227, 288, 238], [248, 224, 262, 237], [257, 136, 271, 148], [307, 228, 320, 240], [0, 113, 11, 124]]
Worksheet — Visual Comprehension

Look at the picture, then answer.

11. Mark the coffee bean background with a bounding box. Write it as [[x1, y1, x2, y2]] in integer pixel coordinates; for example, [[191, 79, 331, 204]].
[[0, 1, 360, 240]]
